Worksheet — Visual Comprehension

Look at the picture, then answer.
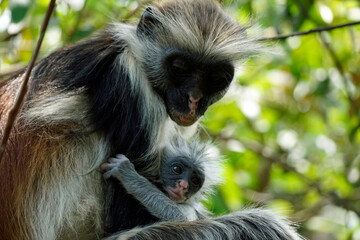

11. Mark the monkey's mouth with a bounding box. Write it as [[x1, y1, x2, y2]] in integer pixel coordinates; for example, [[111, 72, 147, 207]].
[[166, 187, 187, 203], [170, 112, 198, 126]]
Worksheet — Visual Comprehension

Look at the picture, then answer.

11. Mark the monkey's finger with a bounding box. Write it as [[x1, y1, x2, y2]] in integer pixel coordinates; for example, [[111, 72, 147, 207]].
[[115, 154, 129, 160], [108, 157, 129, 164], [100, 163, 110, 171], [108, 157, 121, 163], [100, 163, 119, 171], [108, 158, 124, 165]]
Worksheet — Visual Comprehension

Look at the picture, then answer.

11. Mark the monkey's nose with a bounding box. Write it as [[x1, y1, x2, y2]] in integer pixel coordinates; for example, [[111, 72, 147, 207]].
[[178, 179, 189, 190], [188, 94, 202, 113], [188, 96, 199, 111], [189, 96, 200, 104]]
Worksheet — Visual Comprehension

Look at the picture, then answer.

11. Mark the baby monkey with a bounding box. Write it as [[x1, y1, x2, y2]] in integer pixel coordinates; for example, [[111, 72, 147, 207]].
[[101, 138, 222, 223]]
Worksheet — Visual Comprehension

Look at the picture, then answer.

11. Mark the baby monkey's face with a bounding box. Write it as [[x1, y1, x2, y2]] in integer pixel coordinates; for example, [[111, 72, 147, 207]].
[[160, 157, 205, 203]]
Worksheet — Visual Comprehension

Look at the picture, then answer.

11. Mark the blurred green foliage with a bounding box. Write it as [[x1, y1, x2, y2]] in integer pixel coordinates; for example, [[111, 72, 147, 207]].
[[1, 0, 360, 239]]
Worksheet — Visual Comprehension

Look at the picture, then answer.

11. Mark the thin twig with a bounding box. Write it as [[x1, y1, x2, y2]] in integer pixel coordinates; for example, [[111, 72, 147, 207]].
[[0, 0, 57, 163], [259, 21, 360, 41]]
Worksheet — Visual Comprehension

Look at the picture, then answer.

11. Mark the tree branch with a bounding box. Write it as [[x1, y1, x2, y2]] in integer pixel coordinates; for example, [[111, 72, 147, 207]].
[[0, 0, 57, 163], [258, 21, 360, 41]]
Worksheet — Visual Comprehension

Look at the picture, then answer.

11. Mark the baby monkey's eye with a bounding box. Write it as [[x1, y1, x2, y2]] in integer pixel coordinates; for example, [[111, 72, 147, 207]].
[[191, 176, 201, 187], [171, 164, 183, 174]]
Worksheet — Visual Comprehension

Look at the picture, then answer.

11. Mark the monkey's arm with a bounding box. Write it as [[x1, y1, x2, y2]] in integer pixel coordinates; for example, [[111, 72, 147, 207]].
[[102, 154, 197, 221]]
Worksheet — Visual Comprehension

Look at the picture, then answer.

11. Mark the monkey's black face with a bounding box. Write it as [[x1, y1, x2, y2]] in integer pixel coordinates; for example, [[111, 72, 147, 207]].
[[149, 50, 234, 126], [164, 51, 234, 126], [160, 157, 205, 203]]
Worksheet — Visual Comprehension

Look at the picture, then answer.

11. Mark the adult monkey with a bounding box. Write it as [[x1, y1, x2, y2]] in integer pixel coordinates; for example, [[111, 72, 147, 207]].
[[0, 0, 302, 239]]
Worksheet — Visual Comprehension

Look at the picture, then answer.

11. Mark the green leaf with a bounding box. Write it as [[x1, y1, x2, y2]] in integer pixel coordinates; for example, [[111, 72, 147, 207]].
[[11, 5, 28, 23]]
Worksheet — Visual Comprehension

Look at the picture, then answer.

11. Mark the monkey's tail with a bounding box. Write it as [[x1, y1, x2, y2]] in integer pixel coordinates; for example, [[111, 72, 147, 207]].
[[105, 208, 305, 240]]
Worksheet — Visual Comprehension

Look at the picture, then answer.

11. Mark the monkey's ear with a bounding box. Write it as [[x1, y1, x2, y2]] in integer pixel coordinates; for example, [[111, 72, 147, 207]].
[[136, 7, 160, 38]]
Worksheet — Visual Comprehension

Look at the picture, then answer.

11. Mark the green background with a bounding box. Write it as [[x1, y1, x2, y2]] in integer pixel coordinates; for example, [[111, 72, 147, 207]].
[[1, 0, 360, 239]]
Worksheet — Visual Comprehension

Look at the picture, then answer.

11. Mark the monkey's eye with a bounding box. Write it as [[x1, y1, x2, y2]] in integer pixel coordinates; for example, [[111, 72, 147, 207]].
[[170, 59, 189, 75], [171, 164, 183, 174], [191, 176, 201, 187]]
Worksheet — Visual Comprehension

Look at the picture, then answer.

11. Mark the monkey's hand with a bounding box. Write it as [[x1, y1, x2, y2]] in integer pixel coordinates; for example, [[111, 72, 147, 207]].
[[101, 154, 136, 179], [102, 155, 188, 221]]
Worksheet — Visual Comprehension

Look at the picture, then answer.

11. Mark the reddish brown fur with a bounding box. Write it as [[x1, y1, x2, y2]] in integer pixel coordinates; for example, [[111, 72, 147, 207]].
[[0, 77, 21, 129], [0, 89, 50, 239], [0, 125, 46, 239], [2, 123, 46, 239], [1, 78, 96, 239], [0, 124, 101, 239]]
